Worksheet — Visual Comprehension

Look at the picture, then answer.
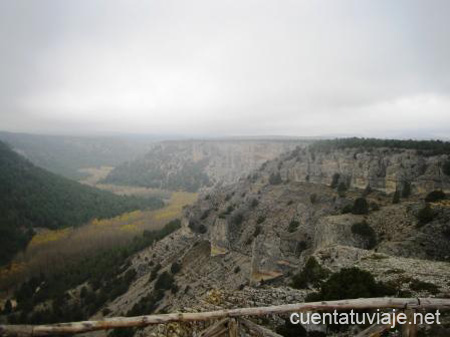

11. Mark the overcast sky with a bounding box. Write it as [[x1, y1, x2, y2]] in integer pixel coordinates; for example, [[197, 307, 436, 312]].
[[0, 0, 449, 139]]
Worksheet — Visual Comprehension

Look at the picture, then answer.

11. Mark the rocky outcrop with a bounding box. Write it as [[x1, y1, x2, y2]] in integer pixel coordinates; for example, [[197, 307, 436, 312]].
[[210, 218, 230, 256], [103, 139, 306, 191], [271, 147, 450, 195], [180, 144, 450, 287], [93, 142, 450, 336]]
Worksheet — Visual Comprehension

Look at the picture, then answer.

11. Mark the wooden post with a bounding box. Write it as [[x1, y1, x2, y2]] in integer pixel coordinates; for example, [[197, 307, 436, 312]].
[[355, 312, 395, 337], [228, 318, 238, 337], [402, 309, 417, 337], [200, 319, 229, 337], [239, 318, 283, 337]]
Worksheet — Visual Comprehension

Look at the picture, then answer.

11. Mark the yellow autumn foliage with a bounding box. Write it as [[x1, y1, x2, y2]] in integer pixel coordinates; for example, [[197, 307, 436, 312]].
[[29, 228, 72, 247], [153, 192, 197, 221]]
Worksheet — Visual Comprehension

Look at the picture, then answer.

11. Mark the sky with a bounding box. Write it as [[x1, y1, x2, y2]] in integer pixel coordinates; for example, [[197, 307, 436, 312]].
[[0, 0, 449, 139]]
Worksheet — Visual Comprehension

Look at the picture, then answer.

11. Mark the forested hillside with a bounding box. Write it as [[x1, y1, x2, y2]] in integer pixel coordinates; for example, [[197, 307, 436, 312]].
[[310, 137, 450, 155], [0, 141, 163, 265], [0, 132, 158, 180]]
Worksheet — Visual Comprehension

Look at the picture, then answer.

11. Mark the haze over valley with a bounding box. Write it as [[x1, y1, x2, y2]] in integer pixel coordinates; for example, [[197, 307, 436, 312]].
[[1, 1, 450, 336]]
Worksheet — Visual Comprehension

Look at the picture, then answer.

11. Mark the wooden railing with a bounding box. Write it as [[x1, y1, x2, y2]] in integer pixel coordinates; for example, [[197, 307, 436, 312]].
[[1, 298, 449, 337]]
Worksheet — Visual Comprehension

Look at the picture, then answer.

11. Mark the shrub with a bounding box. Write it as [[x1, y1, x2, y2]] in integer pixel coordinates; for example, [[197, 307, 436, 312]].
[[392, 190, 400, 204], [417, 204, 434, 226], [188, 221, 207, 234], [310, 193, 317, 204], [200, 210, 209, 220], [295, 241, 307, 257], [330, 173, 340, 188], [317, 267, 395, 301], [170, 262, 181, 274], [409, 279, 439, 295], [231, 212, 244, 226], [291, 257, 329, 289], [149, 263, 161, 282], [443, 160, 450, 176], [370, 202, 380, 211], [341, 204, 353, 214], [250, 199, 259, 208], [443, 226, 450, 240], [3, 299, 12, 314], [225, 205, 235, 214], [234, 266, 241, 273], [363, 185, 372, 196], [288, 220, 300, 233], [351, 221, 377, 249], [402, 181, 411, 198], [352, 197, 369, 215], [337, 182, 347, 197], [253, 225, 262, 237], [256, 216, 265, 224], [170, 284, 179, 294], [79, 286, 88, 299], [425, 190, 446, 202], [269, 172, 282, 185], [108, 327, 135, 337], [154, 271, 174, 291], [276, 319, 308, 337]]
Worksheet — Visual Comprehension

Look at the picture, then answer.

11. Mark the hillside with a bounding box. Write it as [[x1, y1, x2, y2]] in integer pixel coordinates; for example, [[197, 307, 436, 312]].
[[0, 132, 158, 180], [0, 141, 163, 265], [102, 139, 306, 192], [3, 139, 450, 336]]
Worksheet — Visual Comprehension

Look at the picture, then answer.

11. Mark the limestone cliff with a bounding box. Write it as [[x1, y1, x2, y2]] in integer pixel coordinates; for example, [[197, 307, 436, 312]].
[[273, 147, 450, 195], [102, 139, 306, 191], [182, 144, 450, 285]]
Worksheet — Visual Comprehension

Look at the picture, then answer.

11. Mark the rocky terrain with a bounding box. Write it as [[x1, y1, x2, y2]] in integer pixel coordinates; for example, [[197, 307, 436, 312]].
[[95, 143, 450, 336], [4, 140, 450, 336], [102, 139, 306, 192]]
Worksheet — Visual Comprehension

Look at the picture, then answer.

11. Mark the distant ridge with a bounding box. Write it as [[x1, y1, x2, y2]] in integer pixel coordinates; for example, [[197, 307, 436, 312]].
[[0, 140, 163, 265]]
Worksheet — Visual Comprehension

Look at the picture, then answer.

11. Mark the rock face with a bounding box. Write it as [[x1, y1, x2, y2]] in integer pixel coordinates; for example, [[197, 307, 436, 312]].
[[276, 147, 450, 195], [103, 139, 306, 191], [181, 145, 450, 284], [210, 218, 229, 256], [17, 141, 450, 336], [99, 143, 450, 335]]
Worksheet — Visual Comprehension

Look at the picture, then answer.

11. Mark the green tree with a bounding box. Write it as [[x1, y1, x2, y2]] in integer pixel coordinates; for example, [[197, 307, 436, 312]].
[[443, 160, 450, 176], [318, 268, 395, 301], [330, 173, 340, 188], [401, 182, 411, 198], [269, 172, 282, 185], [351, 221, 376, 249], [3, 299, 12, 314], [392, 190, 400, 204], [337, 182, 347, 197], [291, 257, 329, 289], [352, 198, 369, 215], [417, 204, 434, 226], [154, 272, 174, 291], [170, 262, 181, 274], [425, 190, 446, 202]]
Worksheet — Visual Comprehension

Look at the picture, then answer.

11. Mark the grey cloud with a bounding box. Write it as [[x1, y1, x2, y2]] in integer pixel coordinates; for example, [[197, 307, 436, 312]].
[[0, 0, 449, 138]]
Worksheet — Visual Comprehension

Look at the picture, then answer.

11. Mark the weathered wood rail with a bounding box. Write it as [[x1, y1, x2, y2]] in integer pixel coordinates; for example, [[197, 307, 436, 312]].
[[1, 298, 449, 337]]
